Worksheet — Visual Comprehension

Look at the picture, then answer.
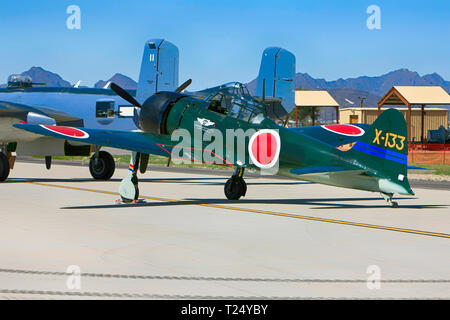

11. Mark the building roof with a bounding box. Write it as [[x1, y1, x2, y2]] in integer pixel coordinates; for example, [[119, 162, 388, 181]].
[[378, 86, 450, 106], [341, 107, 449, 112], [295, 90, 339, 107]]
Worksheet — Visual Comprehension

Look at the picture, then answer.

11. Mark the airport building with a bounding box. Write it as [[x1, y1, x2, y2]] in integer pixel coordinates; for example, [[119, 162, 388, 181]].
[[293, 90, 340, 126], [295, 86, 450, 142], [339, 107, 448, 142]]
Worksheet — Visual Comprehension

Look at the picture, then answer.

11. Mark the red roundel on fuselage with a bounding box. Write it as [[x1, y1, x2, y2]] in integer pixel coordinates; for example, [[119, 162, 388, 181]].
[[41, 125, 89, 139], [251, 132, 277, 166], [321, 124, 365, 136]]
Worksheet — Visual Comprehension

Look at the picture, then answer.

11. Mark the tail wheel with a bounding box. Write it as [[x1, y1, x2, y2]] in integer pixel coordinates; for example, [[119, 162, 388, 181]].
[[224, 178, 247, 200], [89, 151, 115, 180], [0, 153, 10, 182]]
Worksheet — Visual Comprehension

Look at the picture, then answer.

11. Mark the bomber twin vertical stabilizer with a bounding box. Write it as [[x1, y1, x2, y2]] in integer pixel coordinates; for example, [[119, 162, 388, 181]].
[[136, 39, 179, 104], [255, 47, 296, 118]]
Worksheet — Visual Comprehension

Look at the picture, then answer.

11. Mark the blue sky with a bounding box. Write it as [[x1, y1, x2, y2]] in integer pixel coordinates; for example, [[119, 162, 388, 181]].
[[0, 0, 448, 90]]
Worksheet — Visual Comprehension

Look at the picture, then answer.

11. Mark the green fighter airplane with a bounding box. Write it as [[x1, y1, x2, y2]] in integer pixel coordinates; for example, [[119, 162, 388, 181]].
[[12, 53, 414, 208]]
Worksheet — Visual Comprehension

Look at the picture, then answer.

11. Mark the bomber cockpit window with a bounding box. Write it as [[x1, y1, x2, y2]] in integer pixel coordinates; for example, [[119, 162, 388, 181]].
[[7, 74, 33, 89]]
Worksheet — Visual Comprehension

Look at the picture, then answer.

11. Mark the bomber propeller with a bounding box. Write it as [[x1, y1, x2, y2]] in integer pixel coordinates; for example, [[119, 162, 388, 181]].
[[110, 82, 142, 108], [110, 79, 192, 108]]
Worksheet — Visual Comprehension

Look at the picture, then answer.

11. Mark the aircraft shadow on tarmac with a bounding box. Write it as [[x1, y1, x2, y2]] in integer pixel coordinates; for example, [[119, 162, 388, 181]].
[[5, 177, 447, 210], [61, 197, 447, 210], [5, 177, 310, 186]]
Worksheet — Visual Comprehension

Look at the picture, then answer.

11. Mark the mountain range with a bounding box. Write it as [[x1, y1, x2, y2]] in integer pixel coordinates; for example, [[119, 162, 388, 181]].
[[247, 68, 450, 108], [1, 67, 449, 109], [0, 67, 137, 90], [94, 73, 137, 90]]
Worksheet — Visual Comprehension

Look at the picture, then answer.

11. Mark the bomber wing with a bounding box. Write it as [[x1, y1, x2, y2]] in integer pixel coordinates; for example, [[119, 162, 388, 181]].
[[13, 123, 174, 157]]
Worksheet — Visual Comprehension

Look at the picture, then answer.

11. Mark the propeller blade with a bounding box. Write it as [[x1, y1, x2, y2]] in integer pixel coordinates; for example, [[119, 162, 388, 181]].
[[110, 82, 142, 108], [175, 79, 192, 93]]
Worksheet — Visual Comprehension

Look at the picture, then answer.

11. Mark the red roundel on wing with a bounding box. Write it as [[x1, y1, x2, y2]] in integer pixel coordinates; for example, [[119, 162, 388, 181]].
[[322, 124, 364, 136], [251, 132, 278, 165], [42, 125, 88, 138]]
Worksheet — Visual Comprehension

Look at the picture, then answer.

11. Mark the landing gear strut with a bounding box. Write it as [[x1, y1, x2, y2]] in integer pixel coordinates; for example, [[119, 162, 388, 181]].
[[89, 150, 115, 180], [118, 152, 140, 203], [224, 167, 247, 200], [0, 151, 10, 182], [45, 156, 52, 170], [381, 192, 398, 208]]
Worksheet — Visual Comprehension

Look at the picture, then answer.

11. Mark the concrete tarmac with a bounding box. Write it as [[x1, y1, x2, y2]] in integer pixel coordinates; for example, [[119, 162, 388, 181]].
[[0, 162, 449, 299]]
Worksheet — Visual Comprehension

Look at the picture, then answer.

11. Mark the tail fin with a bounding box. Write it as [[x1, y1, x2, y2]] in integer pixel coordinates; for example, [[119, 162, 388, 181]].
[[136, 39, 179, 104], [349, 108, 413, 195], [255, 47, 296, 118]]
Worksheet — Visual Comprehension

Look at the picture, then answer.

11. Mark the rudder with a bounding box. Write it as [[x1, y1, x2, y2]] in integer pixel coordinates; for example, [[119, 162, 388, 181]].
[[348, 108, 413, 195], [136, 39, 179, 104], [255, 47, 296, 117]]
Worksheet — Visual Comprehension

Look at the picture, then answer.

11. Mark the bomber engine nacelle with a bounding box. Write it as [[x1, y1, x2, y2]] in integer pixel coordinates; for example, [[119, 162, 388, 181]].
[[26, 112, 56, 126]]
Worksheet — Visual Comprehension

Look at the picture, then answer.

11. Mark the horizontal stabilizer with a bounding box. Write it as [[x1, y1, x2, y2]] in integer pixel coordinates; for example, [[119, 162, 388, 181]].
[[290, 123, 370, 147]]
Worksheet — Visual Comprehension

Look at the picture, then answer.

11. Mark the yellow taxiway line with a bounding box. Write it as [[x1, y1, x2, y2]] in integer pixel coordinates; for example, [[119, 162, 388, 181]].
[[29, 181, 450, 240]]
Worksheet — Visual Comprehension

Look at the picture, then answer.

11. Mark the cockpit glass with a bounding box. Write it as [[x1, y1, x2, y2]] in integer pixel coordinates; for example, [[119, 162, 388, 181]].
[[230, 99, 241, 118], [250, 113, 265, 124], [239, 107, 252, 121], [204, 82, 265, 121], [242, 86, 250, 96]]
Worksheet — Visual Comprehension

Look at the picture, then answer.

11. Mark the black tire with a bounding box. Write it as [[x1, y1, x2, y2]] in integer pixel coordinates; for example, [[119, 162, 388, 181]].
[[89, 151, 115, 180], [224, 178, 246, 200], [0, 153, 10, 182]]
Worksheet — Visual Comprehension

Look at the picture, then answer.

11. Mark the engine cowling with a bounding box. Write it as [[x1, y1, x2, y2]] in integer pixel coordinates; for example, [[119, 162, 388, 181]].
[[26, 112, 56, 125], [138, 91, 186, 134]]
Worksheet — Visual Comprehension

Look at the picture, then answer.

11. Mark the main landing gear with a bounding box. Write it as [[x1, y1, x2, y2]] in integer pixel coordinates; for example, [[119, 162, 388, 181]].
[[118, 152, 140, 203], [89, 149, 115, 180], [224, 167, 247, 200], [381, 192, 398, 208]]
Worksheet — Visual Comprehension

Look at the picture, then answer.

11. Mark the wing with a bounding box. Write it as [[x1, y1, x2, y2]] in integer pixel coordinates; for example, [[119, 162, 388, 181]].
[[0, 100, 83, 126], [289, 123, 371, 147], [13, 123, 173, 157]]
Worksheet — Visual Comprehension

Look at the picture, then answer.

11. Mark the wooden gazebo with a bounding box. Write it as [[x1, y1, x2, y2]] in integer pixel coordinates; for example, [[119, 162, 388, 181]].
[[378, 86, 450, 142]]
